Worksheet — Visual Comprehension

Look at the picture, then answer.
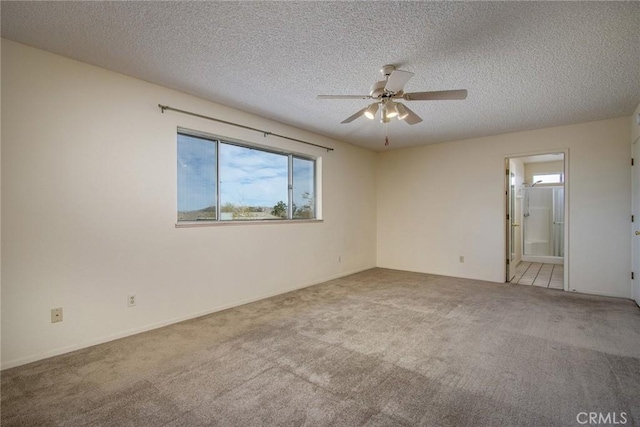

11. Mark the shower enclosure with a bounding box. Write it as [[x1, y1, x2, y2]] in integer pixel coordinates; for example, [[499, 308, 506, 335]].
[[523, 186, 564, 262]]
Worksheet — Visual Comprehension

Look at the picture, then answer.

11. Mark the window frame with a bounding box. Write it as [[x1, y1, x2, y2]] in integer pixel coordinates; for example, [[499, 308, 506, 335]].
[[176, 128, 320, 226], [532, 173, 564, 185]]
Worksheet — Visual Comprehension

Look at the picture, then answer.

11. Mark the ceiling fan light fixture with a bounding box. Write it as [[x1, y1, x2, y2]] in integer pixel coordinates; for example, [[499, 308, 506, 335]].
[[396, 103, 409, 120], [385, 101, 399, 118], [364, 103, 379, 120], [380, 114, 390, 124]]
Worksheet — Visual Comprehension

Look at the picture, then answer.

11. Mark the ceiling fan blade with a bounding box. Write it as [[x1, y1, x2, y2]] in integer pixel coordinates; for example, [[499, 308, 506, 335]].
[[384, 70, 414, 94], [341, 107, 368, 124], [317, 95, 371, 100], [401, 105, 423, 125], [403, 89, 467, 101]]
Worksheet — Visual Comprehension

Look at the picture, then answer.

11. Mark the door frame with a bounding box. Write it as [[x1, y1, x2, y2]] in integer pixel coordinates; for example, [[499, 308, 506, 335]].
[[505, 159, 519, 281], [504, 148, 570, 291], [631, 136, 640, 305]]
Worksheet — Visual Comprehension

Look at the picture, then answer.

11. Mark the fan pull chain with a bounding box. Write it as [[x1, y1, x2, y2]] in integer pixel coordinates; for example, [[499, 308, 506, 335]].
[[384, 123, 390, 146]]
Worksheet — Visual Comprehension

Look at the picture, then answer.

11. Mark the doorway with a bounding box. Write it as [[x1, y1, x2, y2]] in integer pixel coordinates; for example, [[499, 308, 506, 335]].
[[506, 152, 568, 291]]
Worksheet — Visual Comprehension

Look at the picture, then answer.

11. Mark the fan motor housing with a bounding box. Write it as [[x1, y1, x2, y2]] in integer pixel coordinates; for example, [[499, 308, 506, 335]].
[[369, 80, 386, 98]]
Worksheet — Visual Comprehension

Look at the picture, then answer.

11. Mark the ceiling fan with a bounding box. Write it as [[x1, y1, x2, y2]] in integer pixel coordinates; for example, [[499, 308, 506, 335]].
[[317, 64, 467, 125]]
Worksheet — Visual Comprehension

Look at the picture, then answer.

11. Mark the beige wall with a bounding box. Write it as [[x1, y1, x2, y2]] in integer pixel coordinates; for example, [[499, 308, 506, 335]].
[[377, 117, 631, 298], [1, 40, 377, 368]]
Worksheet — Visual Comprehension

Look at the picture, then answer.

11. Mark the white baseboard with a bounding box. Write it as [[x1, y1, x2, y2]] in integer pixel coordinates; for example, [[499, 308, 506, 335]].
[[568, 287, 632, 300]]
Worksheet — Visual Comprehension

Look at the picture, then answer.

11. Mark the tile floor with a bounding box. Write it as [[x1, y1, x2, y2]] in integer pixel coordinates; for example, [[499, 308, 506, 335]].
[[510, 262, 564, 289]]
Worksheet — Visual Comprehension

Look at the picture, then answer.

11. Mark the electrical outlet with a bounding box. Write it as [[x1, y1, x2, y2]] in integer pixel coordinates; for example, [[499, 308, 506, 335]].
[[128, 294, 137, 307], [51, 307, 63, 323], [459, 256, 465, 263]]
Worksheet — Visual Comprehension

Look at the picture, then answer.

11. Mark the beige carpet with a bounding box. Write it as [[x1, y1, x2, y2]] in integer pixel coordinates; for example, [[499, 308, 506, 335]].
[[2, 268, 639, 426]]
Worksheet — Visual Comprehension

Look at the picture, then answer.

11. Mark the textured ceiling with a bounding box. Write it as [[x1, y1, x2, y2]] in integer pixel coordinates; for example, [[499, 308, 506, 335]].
[[2, 1, 639, 151]]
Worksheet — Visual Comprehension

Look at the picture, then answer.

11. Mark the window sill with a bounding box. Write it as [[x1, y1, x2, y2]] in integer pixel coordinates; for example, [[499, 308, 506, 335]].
[[175, 219, 323, 228]]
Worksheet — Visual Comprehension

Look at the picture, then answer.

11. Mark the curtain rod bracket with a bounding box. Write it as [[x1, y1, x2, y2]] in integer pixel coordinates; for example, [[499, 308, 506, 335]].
[[157, 104, 333, 152]]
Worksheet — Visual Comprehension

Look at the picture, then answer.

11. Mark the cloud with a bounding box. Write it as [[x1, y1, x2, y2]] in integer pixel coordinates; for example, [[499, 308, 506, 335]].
[[220, 144, 288, 206], [177, 135, 216, 211]]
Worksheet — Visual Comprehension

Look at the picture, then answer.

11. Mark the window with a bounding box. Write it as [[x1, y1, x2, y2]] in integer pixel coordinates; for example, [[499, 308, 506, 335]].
[[292, 157, 315, 219], [532, 173, 564, 184], [177, 131, 316, 223], [177, 134, 217, 221]]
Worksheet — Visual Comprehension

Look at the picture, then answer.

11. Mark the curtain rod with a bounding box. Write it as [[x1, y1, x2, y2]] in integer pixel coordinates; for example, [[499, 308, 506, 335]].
[[158, 104, 334, 152]]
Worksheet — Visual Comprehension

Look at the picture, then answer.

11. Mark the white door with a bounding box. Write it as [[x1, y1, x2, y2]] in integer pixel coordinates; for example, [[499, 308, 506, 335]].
[[506, 160, 518, 281], [633, 138, 640, 305]]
